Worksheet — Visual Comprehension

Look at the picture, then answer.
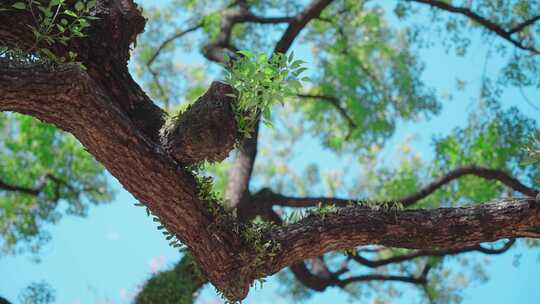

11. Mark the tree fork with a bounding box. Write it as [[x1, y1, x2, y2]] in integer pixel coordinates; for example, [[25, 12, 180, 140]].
[[1, 0, 540, 302]]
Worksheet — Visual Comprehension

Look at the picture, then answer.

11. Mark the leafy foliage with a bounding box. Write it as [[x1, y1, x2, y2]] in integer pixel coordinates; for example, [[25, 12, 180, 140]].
[[126, 0, 540, 302], [2, 0, 98, 63], [522, 130, 540, 166], [0, 114, 112, 256], [224, 51, 308, 137], [298, 1, 440, 153], [17, 281, 55, 304], [136, 253, 204, 304], [429, 103, 539, 205]]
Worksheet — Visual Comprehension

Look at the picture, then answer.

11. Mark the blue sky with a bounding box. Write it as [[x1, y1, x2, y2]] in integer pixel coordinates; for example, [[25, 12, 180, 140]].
[[1, 1, 540, 303]]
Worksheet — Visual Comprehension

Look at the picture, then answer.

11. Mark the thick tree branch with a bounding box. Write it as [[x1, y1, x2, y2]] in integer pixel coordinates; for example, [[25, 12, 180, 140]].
[[408, 0, 540, 54], [262, 198, 540, 277], [161, 81, 237, 164], [2, 1, 539, 302], [251, 196, 533, 295], [0, 296, 11, 304], [0, 62, 247, 299], [0, 0, 166, 141]]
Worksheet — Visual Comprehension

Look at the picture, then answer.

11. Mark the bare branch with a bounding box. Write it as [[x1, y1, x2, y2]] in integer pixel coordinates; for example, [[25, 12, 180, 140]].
[[243, 14, 294, 24], [338, 272, 428, 287], [274, 0, 335, 53], [349, 239, 515, 268], [0, 172, 101, 201], [290, 258, 429, 291], [399, 165, 538, 206], [509, 15, 540, 35], [297, 94, 357, 138], [253, 165, 538, 208], [408, 0, 540, 54], [0, 176, 44, 195], [147, 24, 202, 67], [201, 6, 294, 64]]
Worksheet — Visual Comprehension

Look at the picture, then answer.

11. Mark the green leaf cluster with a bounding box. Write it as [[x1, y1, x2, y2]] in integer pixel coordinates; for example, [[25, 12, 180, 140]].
[[5, 0, 98, 63], [0, 114, 113, 256], [135, 253, 204, 304], [522, 130, 540, 167], [18, 281, 55, 304], [299, 2, 440, 153], [224, 51, 308, 137]]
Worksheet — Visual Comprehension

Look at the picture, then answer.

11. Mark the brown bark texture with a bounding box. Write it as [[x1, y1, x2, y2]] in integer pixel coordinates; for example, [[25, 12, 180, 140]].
[[1, 0, 539, 301]]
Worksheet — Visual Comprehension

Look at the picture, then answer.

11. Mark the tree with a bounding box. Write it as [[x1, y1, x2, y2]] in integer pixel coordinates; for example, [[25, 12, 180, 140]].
[[0, 0, 539, 303]]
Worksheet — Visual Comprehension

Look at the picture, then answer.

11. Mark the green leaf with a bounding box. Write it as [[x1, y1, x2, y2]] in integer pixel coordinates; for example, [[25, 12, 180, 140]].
[[12, 2, 26, 10], [63, 10, 78, 17], [38, 6, 53, 17], [237, 50, 255, 58], [75, 1, 85, 11], [87, 1, 97, 10]]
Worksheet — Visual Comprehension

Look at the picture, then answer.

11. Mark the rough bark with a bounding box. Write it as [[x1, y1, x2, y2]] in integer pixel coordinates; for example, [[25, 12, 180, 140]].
[[3, 65, 536, 299], [262, 198, 539, 277], [161, 81, 237, 164], [0, 0, 165, 140], [1, 0, 539, 301], [0, 62, 248, 299]]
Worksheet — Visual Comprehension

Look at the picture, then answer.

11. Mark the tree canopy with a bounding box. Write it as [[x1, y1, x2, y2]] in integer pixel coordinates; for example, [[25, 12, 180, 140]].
[[0, 0, 539, 303]]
